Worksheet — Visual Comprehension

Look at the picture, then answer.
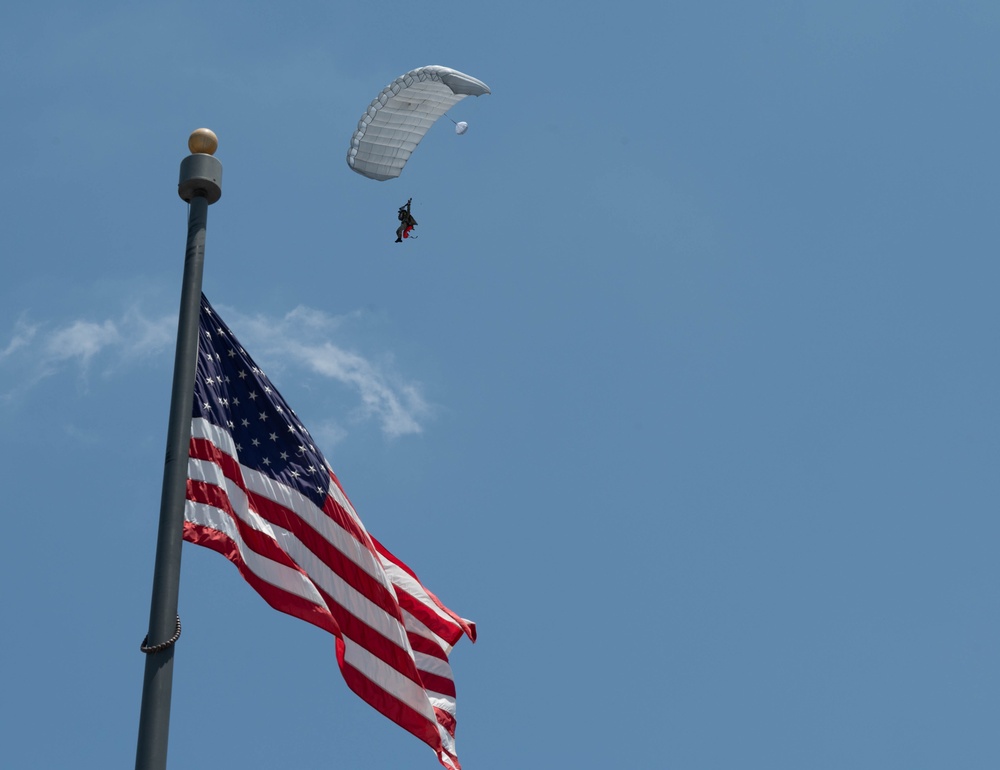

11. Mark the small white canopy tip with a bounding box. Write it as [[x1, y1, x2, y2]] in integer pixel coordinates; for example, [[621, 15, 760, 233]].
[[455, 121, 469, 135]]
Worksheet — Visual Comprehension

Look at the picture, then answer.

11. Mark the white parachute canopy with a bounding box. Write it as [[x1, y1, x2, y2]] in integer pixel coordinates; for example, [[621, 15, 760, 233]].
[[347, 65, 490, 181]]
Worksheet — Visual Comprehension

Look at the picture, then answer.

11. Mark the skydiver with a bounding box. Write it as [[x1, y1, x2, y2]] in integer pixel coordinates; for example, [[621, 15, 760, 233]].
[[395, 198, 417, 243]]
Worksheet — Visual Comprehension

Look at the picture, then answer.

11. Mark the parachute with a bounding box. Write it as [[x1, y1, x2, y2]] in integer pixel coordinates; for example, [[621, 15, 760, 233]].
[[347, 65, 490, 181]]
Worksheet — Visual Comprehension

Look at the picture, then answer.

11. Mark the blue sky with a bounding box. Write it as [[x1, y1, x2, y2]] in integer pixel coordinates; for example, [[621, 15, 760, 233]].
[[2, 2, 999, 768]]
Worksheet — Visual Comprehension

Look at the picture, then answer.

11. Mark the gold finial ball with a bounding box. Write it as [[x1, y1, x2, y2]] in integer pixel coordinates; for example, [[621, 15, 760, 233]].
[[188, 128, 218, 155]]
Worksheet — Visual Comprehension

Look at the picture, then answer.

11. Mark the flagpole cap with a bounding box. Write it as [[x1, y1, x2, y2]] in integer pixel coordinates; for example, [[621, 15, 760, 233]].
[[188, 128, 219, 155], [179, 128, 223, 204]]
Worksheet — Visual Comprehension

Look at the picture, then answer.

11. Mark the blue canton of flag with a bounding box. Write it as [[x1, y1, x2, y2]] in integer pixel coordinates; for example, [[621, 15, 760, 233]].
[[193, 297, 329, 507]]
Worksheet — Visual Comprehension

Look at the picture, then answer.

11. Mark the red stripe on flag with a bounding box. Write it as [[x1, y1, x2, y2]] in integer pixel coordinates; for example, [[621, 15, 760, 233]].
[[375, 538, 477, 644], [183, 520, 341, 637]]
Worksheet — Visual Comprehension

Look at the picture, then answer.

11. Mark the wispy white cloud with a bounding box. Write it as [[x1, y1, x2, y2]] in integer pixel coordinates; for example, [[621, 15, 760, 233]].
[[292, 341, 426, 438], [43, 319, 122, 367], [121, 306, 176, 358], [0, 302, 430, 439], [0, 308, 175, 400], [0, 317, 37, 360], [221, 304, 431, 439]]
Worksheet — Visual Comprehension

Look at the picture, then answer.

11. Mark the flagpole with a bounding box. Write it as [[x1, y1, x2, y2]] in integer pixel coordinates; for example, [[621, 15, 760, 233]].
[[135, 129, 223, 770]]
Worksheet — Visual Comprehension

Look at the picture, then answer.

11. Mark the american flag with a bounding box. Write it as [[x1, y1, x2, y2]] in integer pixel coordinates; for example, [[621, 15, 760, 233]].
[[183, 294, 476, 770]]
